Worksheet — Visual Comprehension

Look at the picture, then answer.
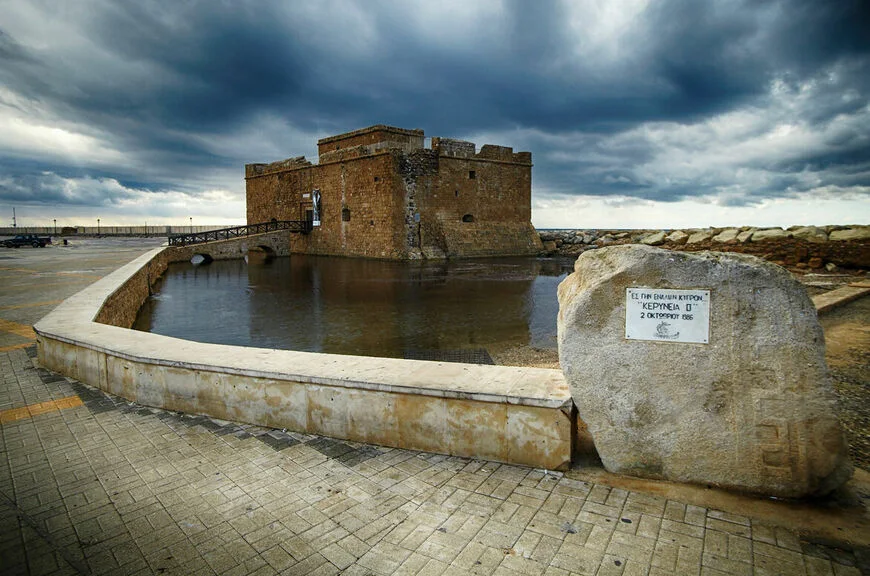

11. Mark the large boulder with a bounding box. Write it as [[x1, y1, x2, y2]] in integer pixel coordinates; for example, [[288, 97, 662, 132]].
[[640, 231, 667, 246], [736, 229, 755, 243], [686, 230, 712, 244], [751, 228, 791, 242], [557, 245, 851, 498], [830, 227, 870, 241], [712, 229, 740, 243], [792, 226, 829, 243], [666, 230, 689, 244]]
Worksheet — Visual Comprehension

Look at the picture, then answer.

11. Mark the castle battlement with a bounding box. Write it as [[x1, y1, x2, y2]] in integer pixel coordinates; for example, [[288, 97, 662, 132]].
[[245, 125, 541, 259]]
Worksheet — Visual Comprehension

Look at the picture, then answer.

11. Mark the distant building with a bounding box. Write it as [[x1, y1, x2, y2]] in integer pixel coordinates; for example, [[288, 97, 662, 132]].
[[245, 125, 542, 259]]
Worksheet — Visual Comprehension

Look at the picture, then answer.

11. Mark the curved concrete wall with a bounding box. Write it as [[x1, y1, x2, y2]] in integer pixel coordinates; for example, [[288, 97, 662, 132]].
[[34, 242, 579, 470]]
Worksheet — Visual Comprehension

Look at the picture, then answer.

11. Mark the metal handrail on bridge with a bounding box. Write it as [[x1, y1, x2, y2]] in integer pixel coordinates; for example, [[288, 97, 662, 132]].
[[167, 220, 311, 247]]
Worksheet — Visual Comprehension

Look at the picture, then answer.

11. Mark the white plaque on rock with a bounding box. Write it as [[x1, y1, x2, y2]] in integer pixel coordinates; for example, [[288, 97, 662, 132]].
[[625, 288, 710, 343]]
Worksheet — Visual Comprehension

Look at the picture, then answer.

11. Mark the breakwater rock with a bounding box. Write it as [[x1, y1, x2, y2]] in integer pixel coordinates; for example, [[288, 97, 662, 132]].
[[539, 225, 870, 270]]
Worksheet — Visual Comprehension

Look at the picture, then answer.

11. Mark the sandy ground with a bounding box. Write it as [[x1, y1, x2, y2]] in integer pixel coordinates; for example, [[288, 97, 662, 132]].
[[491, 345, 561, 369], [820, 296, 870, 472]]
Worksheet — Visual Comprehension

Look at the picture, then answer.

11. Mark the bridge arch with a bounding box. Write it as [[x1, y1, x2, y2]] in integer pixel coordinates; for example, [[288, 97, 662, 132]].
[[190, 253, 213, 265], [247, 245, 276, 264]]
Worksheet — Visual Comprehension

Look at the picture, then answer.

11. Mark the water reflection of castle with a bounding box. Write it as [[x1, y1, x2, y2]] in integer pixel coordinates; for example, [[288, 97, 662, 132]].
[[242, 257, 569, 359]]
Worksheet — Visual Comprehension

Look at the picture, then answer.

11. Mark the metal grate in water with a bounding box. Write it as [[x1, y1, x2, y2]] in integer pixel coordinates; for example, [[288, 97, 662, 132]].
[[403, 348, 494, 365]]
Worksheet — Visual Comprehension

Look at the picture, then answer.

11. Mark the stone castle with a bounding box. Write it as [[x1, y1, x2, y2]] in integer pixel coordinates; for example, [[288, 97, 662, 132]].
[[245, 125, 542, 259]]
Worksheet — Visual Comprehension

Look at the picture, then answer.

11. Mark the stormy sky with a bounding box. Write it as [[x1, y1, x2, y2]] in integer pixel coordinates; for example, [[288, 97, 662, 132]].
[[1, 0, 868, 229]]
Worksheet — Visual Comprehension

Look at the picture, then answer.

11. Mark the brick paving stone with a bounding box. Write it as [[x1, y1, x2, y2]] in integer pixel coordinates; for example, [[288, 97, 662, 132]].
[[2, 346, 869, 576], [832, 565, 863, 576], [708, 517, 752, 538]]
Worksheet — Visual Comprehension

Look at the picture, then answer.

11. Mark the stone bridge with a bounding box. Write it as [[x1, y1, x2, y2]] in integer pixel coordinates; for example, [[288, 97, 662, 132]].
[[165, 229, 293, 262]]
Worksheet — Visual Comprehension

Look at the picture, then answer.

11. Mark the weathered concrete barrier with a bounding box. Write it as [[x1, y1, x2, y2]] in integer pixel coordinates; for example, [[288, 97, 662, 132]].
[[558, 245, 852, 497], [35, 237, 577, 470]]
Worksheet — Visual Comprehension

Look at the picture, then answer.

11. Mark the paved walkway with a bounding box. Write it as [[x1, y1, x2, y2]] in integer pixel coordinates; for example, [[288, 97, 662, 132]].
[[3, 346, 869, 575], [1, 239, 868, 575]]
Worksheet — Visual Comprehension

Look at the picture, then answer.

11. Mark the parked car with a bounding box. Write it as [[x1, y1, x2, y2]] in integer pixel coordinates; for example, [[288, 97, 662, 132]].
[[2, 234, 52, 248]]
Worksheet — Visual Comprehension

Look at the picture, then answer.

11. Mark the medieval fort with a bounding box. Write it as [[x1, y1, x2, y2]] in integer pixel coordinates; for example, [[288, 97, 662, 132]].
[[245, 125, 543, 259]]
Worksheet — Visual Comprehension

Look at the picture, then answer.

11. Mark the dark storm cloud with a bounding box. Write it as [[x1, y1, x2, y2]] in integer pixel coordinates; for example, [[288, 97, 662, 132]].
[[0, 0, 868, 216], [0, 172, 135, 206], [766, 0, 870, 69], [0, 29, 33, 63], [81, 4, 307, 130]]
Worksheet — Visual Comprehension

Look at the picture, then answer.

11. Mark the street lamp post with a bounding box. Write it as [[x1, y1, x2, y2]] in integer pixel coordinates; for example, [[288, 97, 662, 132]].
[[190, 217, 193, 233], [97, 218, 100, 236], [53, 219, 57, 235]]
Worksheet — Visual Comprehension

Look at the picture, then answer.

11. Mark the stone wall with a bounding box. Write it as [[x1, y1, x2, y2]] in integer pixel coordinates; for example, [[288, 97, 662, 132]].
[[93, 249, 171, 328], [94, 230, 292, 328], [317, 125, 424, 156], [437, 221, 543, 258], [245, 156, 312, 178], [397, 149, 439, 253], [400, 142, 540, 258], [541, 225, 870, 270], [249, 150, 411, 259], [246, 125, 541, 260], [422, 155, 533, 223], [35, 246, 578, 470]]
